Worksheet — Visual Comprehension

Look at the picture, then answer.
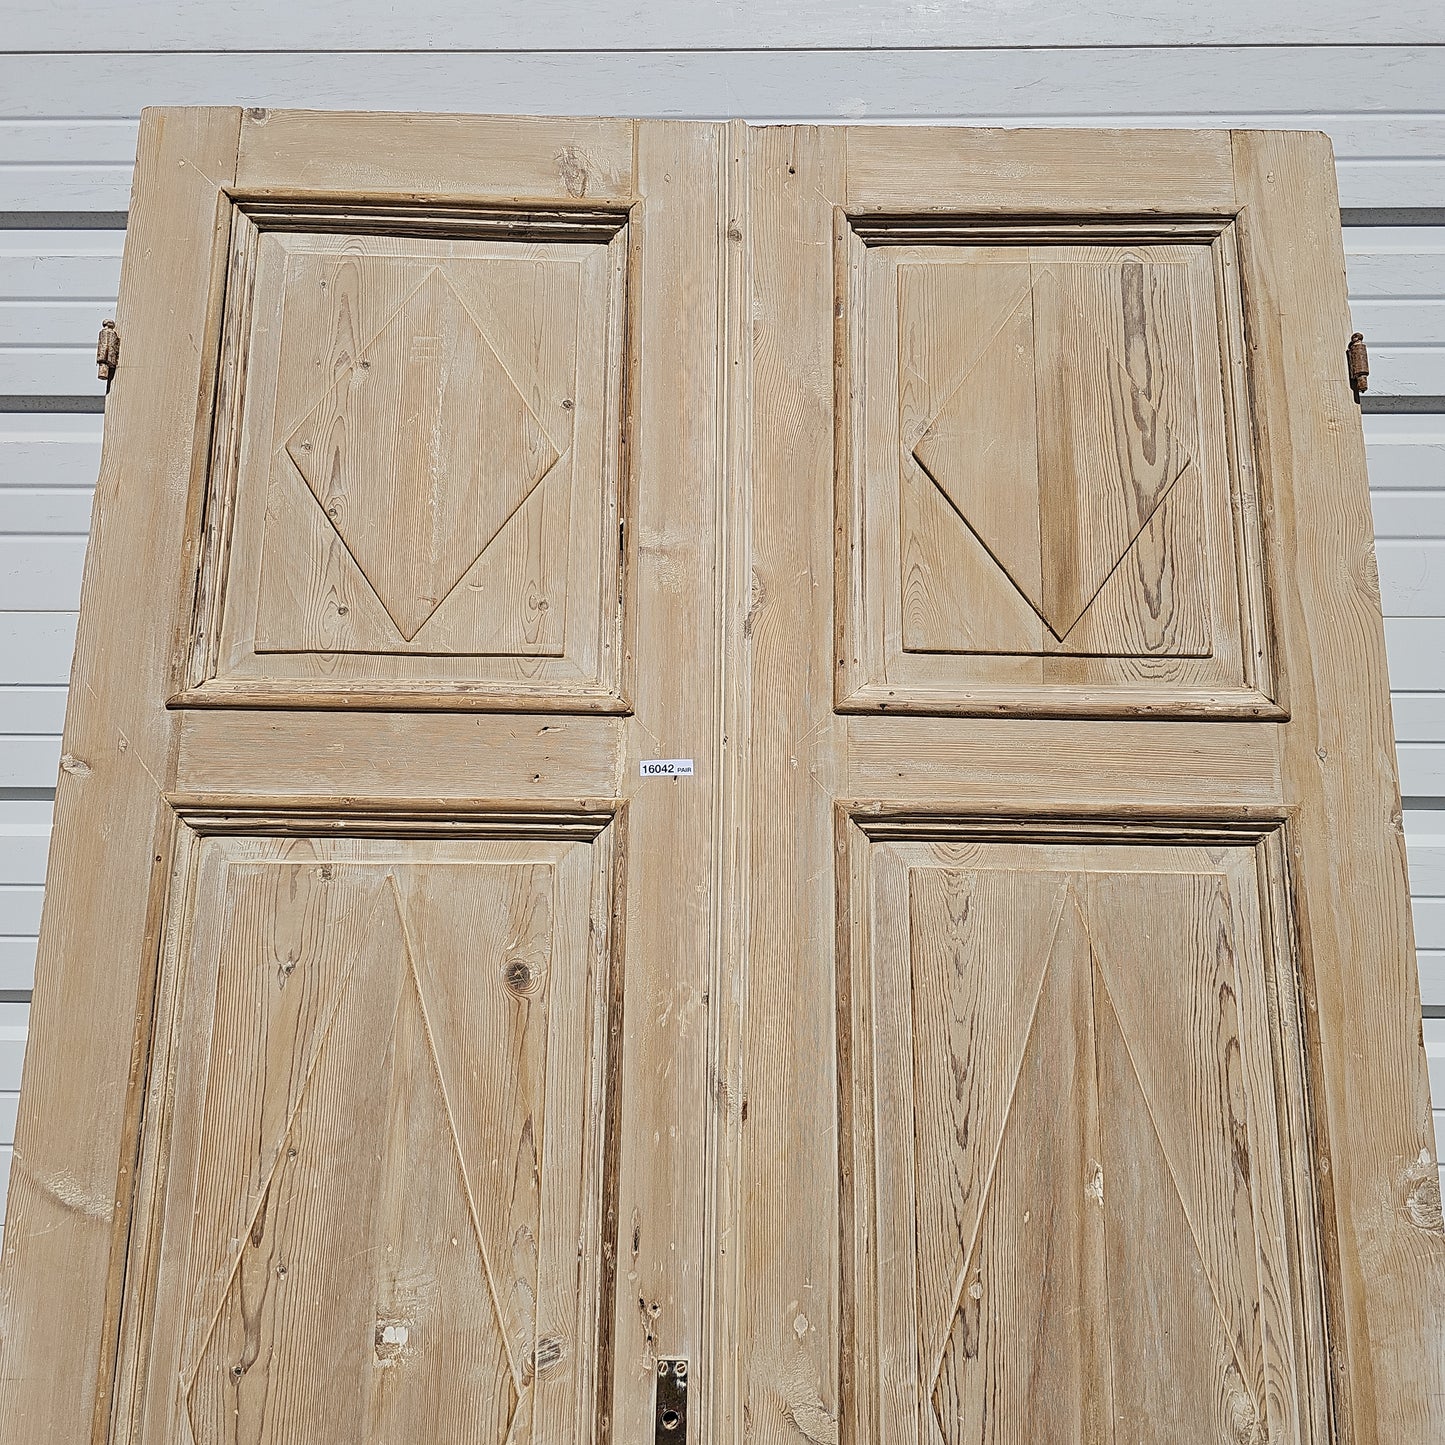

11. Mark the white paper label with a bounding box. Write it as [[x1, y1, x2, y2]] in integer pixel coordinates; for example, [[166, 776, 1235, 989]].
[[640, 758, 695, 778]]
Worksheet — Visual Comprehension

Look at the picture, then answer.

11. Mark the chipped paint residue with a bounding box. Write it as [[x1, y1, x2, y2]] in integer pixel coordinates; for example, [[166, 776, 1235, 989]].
[[374, 1319, 412, 1364]]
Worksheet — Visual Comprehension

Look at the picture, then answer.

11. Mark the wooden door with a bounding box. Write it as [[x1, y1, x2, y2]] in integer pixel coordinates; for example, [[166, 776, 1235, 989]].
[[1, 116, 1440, 1445], [0, 110, 728, 1445], [724, 126, 1442, 1445]]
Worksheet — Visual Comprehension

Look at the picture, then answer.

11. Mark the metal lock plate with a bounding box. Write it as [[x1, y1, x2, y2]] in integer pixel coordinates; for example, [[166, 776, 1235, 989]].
[[655, 1358, 688, 1443]]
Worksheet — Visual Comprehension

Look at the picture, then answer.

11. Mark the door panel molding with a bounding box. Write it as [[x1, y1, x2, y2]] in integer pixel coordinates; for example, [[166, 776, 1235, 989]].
[[112, 822, 622, 1445], [836, 815, 1332, 1445], [836, 208, 1282, 719], [180, 195, 633, 712]]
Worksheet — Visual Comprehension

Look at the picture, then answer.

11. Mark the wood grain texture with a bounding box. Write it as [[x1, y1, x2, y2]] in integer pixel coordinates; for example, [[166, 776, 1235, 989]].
[[600, 119, 725, 1445], [114, 835, 615, 1445], [841, 834, 1329, 1445], [3, 115, 1438, 1445], [0, 110, 729, 1445], [1231, 129, 1445, 1445], [0, 108, 243, 1445], [839, 214, 1273, 716], [234, 110, 634, 203], [745, 121, 1434, 1445], [190, 209, 630, 708], [174, 712, 623, 800], [718, 122, 849, 1445], [845, 127, 1237, 216]]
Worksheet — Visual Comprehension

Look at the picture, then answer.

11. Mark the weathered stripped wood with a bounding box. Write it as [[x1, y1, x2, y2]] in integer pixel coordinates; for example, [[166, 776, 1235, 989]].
[[0, 108, 732, 1445], [739, 120, 1439, 1445], [1230, 126, 1441, 1442], [1, 113, 1441, 1445]]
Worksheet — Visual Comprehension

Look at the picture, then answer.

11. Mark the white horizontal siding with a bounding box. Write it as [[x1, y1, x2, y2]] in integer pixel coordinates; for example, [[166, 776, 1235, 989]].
[[1, 39, 1443, 1224], [9, 1, 1443, 49], [6, 114, 1445, 213]]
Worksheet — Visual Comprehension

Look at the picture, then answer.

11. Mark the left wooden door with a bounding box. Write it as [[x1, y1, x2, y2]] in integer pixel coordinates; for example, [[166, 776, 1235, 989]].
[[0, 110, 729, 1445]]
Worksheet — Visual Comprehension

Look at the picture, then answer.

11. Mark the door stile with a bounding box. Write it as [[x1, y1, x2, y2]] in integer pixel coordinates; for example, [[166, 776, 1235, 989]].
[[0, 109, 245, 1445], [701, 118, 754, 1445], [1231, 129, 1444, 1445], [727, 122, 853, 1444]]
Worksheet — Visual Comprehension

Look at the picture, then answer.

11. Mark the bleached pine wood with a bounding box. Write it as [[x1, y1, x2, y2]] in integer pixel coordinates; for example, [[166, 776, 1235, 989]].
[[0, 108, 726, 1445], [1, 111, 1440, 1445], [1231, 127, 1444, 1440], [726, 122, 1441, 1445], [0, 107, 244, 1445]]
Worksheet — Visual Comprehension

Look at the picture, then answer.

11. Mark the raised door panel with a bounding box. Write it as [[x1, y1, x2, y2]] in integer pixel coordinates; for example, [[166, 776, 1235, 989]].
[[186, 207, 630, 710], [840, 825, 1328, 1445], [115, 824, 619, 1445], [838, 221, 1278, 718]]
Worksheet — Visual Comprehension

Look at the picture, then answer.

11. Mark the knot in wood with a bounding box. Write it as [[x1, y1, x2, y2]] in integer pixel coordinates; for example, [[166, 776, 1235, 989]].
[[504, 957, 537, 996]]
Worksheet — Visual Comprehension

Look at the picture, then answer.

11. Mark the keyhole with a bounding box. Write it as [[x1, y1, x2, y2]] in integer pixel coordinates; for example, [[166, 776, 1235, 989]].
[[660, 1409, 681, 1432]]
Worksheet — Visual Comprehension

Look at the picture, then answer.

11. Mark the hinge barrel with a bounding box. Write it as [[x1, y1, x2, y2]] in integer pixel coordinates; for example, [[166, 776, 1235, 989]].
[[96, 319, 120, 382], [1347, 331, 1369, 396]]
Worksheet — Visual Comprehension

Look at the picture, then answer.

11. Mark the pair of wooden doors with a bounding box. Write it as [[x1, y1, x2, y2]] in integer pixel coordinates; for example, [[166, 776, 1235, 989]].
[[0, 111, 1440, 1445]]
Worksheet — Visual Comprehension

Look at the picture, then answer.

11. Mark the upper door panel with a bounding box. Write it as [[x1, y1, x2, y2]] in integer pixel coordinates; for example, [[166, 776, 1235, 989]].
[[837, 217, 1279, 718], [184, 200, 631, 713]]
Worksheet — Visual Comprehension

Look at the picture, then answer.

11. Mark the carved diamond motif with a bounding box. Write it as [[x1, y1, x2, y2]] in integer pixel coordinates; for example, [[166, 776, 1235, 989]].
[[285, 270, 560, 641], [912, 269, 1192, 641], [183, 874, 525, 1442], [924, 886, 1260, 1443]]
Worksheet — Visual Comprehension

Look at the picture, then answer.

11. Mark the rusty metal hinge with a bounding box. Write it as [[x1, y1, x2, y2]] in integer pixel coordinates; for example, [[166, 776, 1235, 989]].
[[1347, 331, 1369, 397], [96, 319, 120, 383], [654, 1358, 688, 1443]]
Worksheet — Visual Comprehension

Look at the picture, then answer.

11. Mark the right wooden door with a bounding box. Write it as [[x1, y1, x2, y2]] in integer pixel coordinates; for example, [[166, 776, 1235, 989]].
[[722, 125, 1444, 1445]]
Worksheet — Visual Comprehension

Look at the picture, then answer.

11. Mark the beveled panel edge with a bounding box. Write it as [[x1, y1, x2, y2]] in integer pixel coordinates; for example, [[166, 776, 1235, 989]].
[[833, 207, 1283, 720], [841, 799, 1292, 845], [843, 212, 1236, 246], [111, 797, 627, 1441], [836, 682, 1288, 721], [166, 793, 619, 840], [169, 683, 635, 714], [833, 805, 1338, 1445], [229, 191, 633, 242], [180, 193, 636, 712]]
